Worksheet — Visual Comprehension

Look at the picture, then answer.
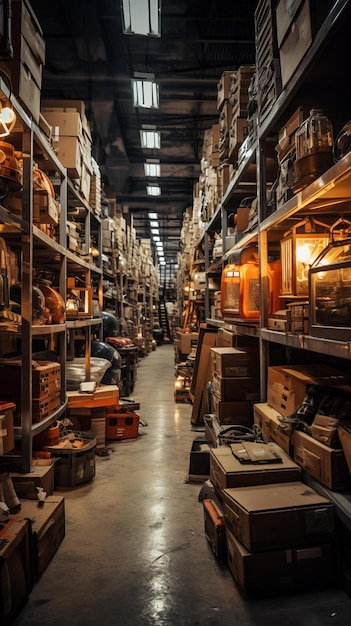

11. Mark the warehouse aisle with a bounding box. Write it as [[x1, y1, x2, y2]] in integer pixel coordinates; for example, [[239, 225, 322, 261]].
[[12, 344, 351, 626]]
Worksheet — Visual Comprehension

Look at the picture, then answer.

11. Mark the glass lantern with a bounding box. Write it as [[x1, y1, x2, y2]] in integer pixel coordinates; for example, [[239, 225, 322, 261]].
[[280, 220, 330, 297], [309, 238, 351, 341]]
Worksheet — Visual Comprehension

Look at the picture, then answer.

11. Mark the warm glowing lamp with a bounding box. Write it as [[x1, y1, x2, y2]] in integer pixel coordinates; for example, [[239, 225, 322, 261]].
[[0, 101, 16, 137], [280, 218, 330, 297]]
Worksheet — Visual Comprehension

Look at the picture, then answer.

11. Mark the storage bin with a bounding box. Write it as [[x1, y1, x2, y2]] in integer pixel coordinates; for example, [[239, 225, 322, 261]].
[[47, 431, 96, 487]]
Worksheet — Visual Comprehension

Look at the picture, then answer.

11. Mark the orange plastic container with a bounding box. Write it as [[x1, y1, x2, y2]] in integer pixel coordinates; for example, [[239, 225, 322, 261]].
[[221, 259, 281, 320], [105, 411, 140, 440]]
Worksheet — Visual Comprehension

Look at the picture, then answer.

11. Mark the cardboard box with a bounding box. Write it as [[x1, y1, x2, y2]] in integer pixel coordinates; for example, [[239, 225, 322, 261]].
[[222, 481, 334, 552], [56, 135, 82, 179], [209, 443, 301, 494], [41, 111, 83, 138], [212, 373, 260, 402], [217, 70, 234, 110], [1, 56, 41, 123], [10, 463, 55, 499], [267, 365, 306, 417], [178, 331, 198, 355], [338, 424, 351, 475], [293, 430, 351, 491], [266, 363, 350, 418], [0, 518, 33, 625], [226, 528, 335, 598], [0, 401, 15, 455], [211, 395, 253, 426], [278, 0, 312, 87], [11, 0, 46, 65], [253, 402, 292, 455], [275, 0, 305, 47], [211, 347, 258, 378], [33, 190, 60, 225], [16, 496, 65, 578]]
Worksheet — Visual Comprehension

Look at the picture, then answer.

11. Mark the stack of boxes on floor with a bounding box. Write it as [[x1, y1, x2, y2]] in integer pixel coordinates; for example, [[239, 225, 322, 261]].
[[198, 330, 351, 597]]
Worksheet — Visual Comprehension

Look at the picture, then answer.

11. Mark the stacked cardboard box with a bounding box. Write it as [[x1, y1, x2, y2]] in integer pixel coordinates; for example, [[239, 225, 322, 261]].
[[210, 346, 260, 425], [41, 99, 93, 199], [223, 480, 336, 597], [1, 0, 46, 123]]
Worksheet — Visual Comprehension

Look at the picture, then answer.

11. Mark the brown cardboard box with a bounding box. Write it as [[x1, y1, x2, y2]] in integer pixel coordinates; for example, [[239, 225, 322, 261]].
[[278, 0, 312, 86], [41, 111, 83, 137], [0, 518, 33, 625], [217, 70, 234, 110], [56, 135, 82, 178], [338, 424, 351, 475], [212, 373, 260, 402], [211, 347, 258, 378], [226, 528, 335, 598], [0, 401, 15, 455], [253, 402, 292, 455], [16, 496, 65, 578], [275, 0, 304, 47], [222, 481, 334, 552], [293, 430, 351, 491], [211, 395, 253, 426], [267, 363, 351, 418], [11, 0, 46, 65], [209, 443, 301, 494], [10, 463, 54, 499], [178, 331, 198, 355], [267, 365, 306, 417]]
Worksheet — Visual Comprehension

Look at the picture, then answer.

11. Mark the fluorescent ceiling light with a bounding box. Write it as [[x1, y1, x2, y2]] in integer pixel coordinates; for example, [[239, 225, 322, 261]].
[[150, 220, 159, 228], [153, 235, 161, 242], [147, 184, 161, 196], [140, 128, 160, 149], [150, 228, 160, 235], [144, 160, 161, 177], [159, 260, 166, 266], [148, 212, 158, 219], [132, 75, 159, 108], [156, 241, 163, 248], [121, 0, 161, 37]]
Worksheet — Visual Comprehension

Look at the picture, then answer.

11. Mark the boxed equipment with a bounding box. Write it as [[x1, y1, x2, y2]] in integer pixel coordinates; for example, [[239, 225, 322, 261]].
[[222, 481, 334, 552]]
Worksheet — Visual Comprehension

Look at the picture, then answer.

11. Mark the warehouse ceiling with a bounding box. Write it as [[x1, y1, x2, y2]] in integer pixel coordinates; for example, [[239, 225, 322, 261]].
[[30, 0, 257, 267]]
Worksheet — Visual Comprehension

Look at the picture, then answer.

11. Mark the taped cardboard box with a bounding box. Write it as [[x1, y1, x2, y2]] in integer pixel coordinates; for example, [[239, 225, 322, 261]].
[[222, 481, 334, 552]]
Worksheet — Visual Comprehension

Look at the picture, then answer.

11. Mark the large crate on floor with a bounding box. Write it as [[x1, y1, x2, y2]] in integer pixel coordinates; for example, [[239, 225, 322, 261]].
[[105, 411, 140, 440], [47, 431, 96, 487]]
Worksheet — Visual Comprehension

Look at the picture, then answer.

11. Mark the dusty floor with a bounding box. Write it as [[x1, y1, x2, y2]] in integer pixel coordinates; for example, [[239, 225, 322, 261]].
[[11, 344, 351, 625]]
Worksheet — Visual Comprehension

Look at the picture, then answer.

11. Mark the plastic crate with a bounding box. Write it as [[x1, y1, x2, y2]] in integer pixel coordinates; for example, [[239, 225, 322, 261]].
[[105, 411, 140, 440], [47, 431, 96, 487]]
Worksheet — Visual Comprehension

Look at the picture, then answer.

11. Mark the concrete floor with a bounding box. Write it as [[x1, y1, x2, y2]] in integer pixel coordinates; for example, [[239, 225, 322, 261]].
[[12, 344, 351, 626]]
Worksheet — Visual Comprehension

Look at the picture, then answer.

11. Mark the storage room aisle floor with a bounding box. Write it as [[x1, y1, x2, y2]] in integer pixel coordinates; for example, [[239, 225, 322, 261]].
[[12, 344, 351, 626]]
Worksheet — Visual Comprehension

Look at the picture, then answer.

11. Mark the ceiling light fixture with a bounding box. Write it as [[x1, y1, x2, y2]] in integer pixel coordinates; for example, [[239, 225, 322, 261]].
[[147, 184, 161, 196], [144, 159, 161, 177], [150, 220, 159, 228], [121, 0, 161, 37], [150, 228, 160, 235], [148, 212, 158, 219], [140, 127, 161, 149], [132, 73, 159, 109]]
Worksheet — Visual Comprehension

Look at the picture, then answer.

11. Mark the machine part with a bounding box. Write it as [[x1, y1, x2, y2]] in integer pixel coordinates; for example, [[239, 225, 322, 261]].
[[102, 310, 119, 339]]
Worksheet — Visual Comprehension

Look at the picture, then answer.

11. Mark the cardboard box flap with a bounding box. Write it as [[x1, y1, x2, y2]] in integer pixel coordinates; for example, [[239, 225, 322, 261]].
[[230, 442, 284, 464], [222, 481, 332, 513]]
